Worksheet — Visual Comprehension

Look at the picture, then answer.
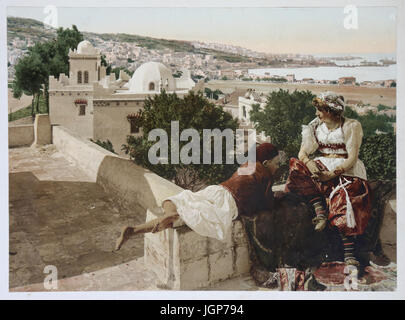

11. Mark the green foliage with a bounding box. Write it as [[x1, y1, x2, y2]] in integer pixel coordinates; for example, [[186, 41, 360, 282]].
[[121, 91, 239, 187], [53, 25, 84, 67], [172, 70, 183, 78], [344, 107, 394, 136], [111, 66, 134, 79], [191, 74, 204, 82], [360, 112, 393, 136], [377, 104, 390, 112], [359, 133, 396, 181], [13, 51, 48, 98], [250, 89, 316, 161], [101, 54, 112, 75], [221, 76, 228, 80], [344, 106, 360, 119], [90, 139, 116, 154], [204, 88, 223, 100]]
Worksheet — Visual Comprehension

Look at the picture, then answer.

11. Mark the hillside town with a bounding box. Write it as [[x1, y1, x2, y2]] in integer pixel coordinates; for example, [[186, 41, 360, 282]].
[[7, 17, 396, 90]]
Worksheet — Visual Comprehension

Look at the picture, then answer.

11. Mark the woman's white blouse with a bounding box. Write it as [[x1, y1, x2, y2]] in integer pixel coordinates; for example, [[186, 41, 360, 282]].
[[301, 117, 367, 180]]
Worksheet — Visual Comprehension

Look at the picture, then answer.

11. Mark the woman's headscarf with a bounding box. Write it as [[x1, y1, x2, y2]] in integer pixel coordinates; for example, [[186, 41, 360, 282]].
[[312, 91, 345, 113]]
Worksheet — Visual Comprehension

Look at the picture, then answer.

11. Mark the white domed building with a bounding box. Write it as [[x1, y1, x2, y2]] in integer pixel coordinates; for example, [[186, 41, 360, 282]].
[[128, 62, 176, 93], [76, 40, 99, 55], [49, 41, 197, 155]]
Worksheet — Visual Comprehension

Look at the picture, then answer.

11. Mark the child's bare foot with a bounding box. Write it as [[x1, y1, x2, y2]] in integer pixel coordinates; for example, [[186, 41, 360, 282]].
[[115, 226, 135, 251]]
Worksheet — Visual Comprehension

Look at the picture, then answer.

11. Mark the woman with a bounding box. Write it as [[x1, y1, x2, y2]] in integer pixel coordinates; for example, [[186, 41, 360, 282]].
[[115, 143, 280, 250], [285, 92, 372, 267]]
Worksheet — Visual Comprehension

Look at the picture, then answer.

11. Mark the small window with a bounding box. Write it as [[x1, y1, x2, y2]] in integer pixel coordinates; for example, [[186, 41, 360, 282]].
[[84, 71, 89, 84], [79, 105, 86, 116], [149, 82, 155, 91], [77, 71, 82, 84], [242, 106, 247, 118], [130, 119, 140, 134]]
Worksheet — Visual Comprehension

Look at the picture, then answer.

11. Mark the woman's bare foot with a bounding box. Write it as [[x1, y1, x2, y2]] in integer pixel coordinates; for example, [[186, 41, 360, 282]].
[[115, 226, 135, 251]]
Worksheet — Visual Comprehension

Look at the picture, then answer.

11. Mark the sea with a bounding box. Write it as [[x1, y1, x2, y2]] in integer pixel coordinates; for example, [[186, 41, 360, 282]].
[[248, 53, 396, 83]]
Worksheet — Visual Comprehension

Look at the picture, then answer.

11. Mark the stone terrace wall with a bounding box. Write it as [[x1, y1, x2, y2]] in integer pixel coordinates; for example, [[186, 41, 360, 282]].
[[9, 124, 34, 147], [52, 125, 183, 210]]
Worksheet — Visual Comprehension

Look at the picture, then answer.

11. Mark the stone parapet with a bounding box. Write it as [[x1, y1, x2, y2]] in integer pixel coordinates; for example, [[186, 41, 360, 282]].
[[144, 207, 250, 290], [8, 124, 34, 147], [33, 114, 52, 146]]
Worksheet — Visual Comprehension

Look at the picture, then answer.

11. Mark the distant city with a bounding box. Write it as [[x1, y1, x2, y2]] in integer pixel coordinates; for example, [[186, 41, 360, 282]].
[[7, 17, 396, 88]]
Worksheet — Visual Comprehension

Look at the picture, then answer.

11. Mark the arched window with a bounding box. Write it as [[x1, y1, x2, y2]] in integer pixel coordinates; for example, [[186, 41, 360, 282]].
[[84, 71, 89, 84], [149, 82, 155, 91], [77, 71, 82, 84]]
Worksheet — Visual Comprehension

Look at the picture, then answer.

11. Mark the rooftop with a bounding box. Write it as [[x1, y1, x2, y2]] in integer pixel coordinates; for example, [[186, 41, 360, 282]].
[[9, 145, 146, 289]]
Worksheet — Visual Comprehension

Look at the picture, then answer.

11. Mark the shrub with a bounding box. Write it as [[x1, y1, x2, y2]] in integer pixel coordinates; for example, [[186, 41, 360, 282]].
[[360, 133, 396, 181], [90, 139, 116, 154]]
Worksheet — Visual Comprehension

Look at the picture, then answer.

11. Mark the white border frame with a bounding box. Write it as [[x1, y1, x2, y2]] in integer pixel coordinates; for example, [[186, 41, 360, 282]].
[[1, 0, 404, 300]]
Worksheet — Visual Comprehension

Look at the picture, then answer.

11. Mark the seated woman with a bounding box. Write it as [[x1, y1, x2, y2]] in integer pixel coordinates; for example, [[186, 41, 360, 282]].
[[285, 92, 372, 268], [115, 143, 280, 250]]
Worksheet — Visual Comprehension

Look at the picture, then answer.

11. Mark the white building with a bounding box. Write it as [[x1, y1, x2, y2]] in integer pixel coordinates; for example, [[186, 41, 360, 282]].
[[49, 40, 196, 155]]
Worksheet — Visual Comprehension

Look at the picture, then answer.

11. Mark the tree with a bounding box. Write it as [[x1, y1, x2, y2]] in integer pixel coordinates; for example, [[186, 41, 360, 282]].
[[12, 52, 48, 116], [121, 90, 239, 188], [204, 88, 223, 100], [12, 25, 83, 114], [250, 89, 316, 160], [101, 54, 112, 75], [53, 25, 84, 68]]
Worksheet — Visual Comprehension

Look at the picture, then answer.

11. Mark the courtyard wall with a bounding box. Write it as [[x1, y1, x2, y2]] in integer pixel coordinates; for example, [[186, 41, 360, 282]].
[[9, 124, 34, 147]]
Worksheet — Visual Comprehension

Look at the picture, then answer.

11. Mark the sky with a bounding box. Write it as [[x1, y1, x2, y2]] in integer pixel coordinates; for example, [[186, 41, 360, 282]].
[[7, 6, 397, 55]]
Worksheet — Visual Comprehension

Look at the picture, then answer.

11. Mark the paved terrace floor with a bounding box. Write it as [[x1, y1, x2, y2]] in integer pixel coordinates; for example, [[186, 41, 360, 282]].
[[9, 145, 148, 289]]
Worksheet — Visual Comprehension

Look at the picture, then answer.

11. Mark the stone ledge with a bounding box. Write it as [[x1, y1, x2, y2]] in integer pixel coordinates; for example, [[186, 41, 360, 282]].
[[144, 207, 250, 290]]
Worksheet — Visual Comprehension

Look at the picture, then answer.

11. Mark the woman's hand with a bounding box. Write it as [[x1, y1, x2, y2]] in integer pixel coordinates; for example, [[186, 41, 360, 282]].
[[318, 171, 336, 182]]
